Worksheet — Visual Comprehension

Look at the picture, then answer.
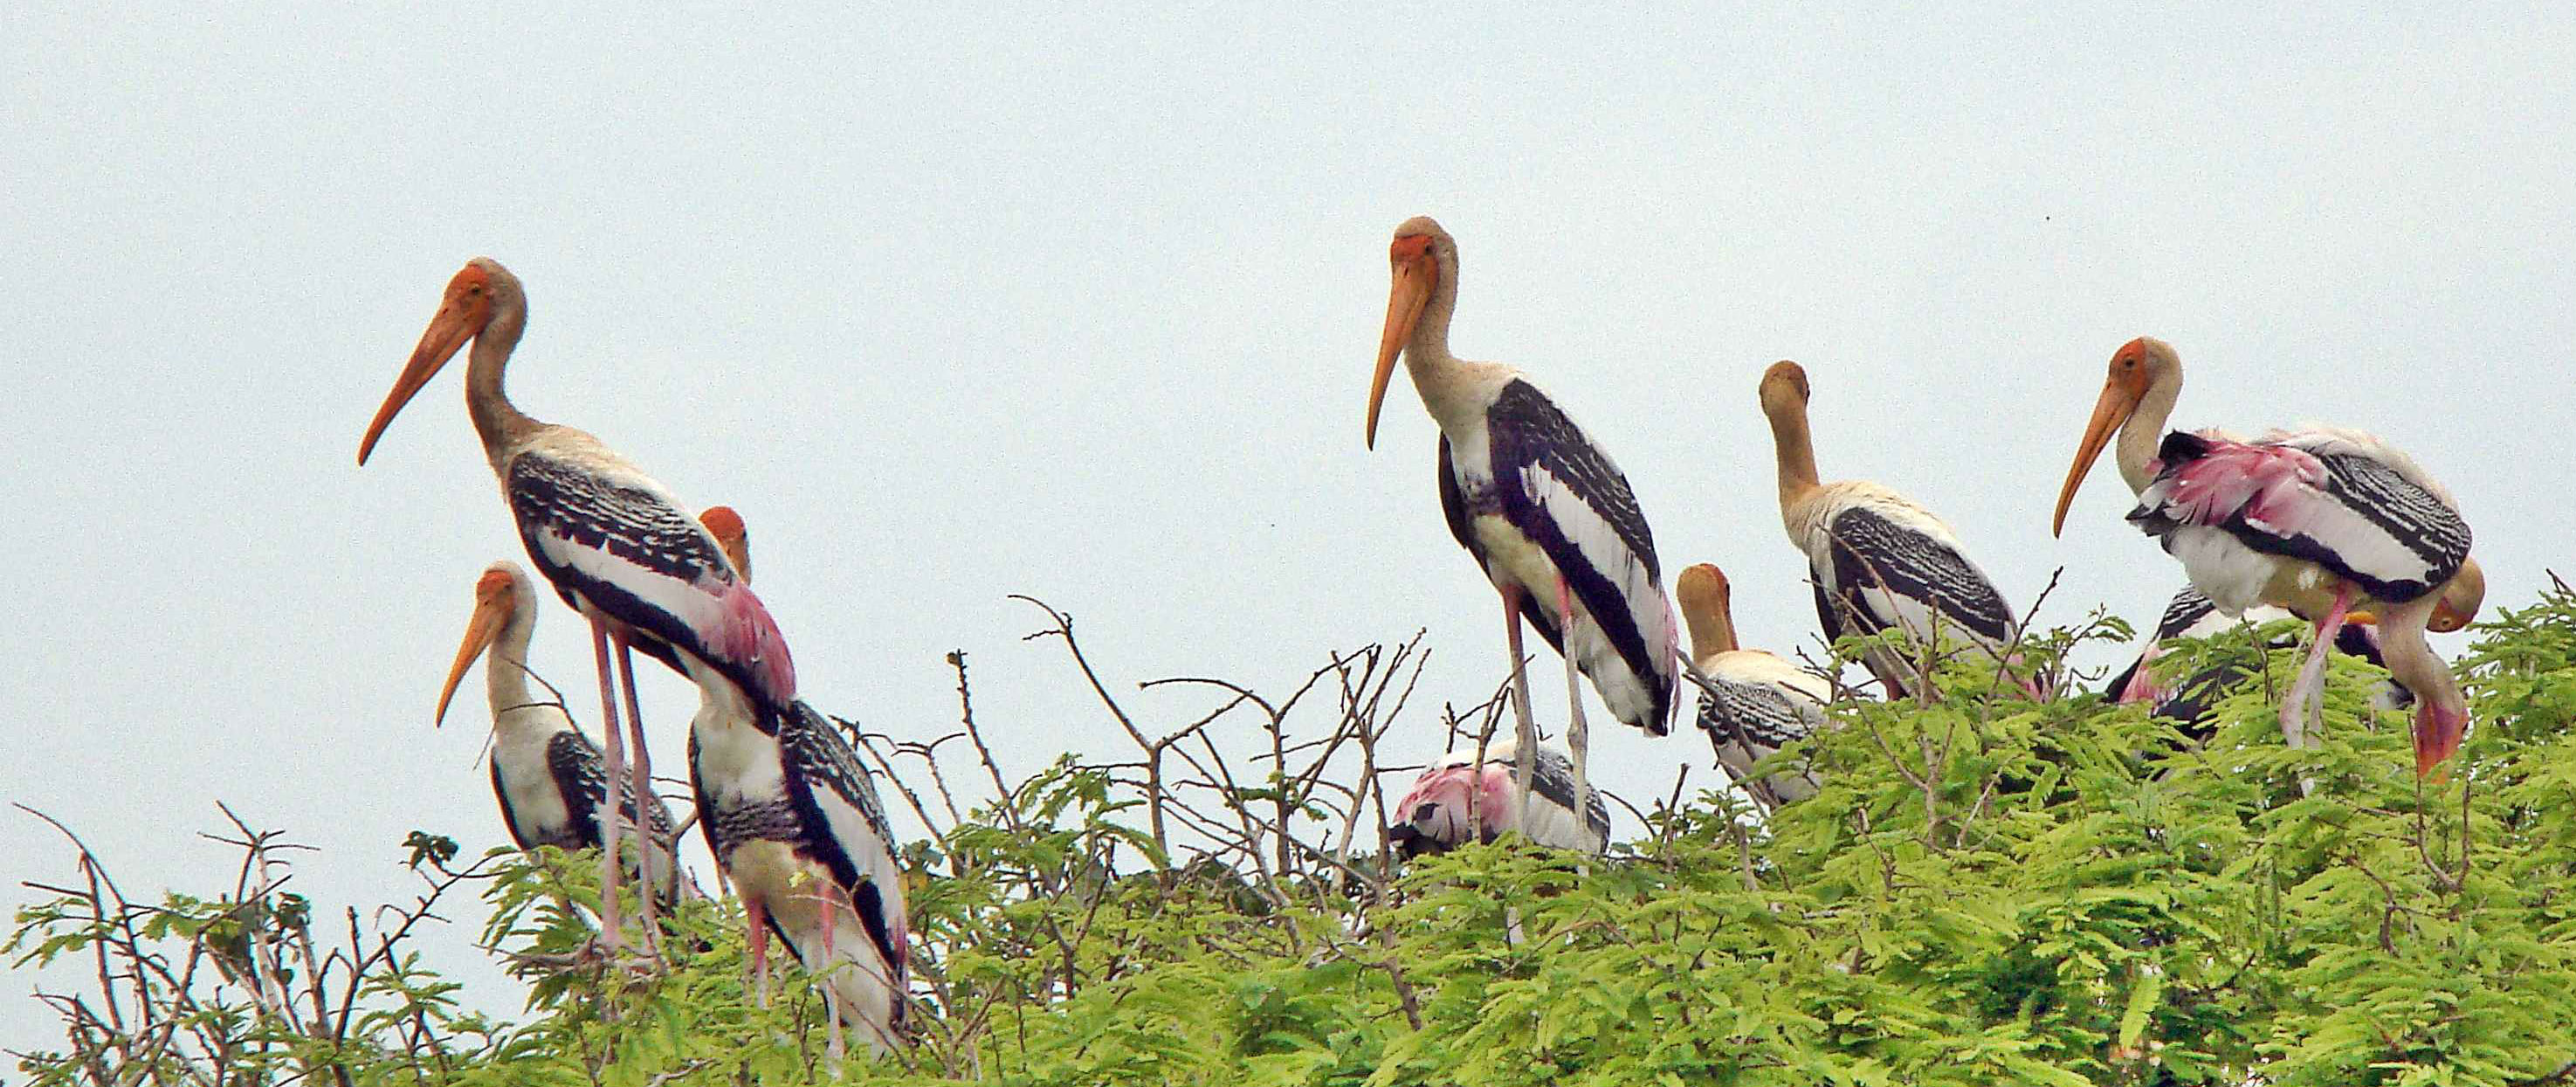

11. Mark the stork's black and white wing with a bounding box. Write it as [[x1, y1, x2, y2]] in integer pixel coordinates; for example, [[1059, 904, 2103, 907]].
[[1815, 503, 2017, 651], [1481, 378, 1678, 734], [1507, 745, 1611, 853], [2130, 430, 2469, 606], [506, 446, 796, 704], [1691, 652, 1833, 809], [775, 702, 909, 1012]]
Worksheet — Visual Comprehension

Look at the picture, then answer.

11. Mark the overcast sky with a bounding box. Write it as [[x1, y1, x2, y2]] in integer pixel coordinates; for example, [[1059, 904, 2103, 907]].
[[6, 2, 2571, 1049]]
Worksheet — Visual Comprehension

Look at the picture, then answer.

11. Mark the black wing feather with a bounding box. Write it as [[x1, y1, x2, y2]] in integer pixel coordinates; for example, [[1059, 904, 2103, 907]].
[[775, 703, 906, 1001], [1822, 506, 2015, 646], [507, 453, 733, 678], [1484, 379, 1670, 729]]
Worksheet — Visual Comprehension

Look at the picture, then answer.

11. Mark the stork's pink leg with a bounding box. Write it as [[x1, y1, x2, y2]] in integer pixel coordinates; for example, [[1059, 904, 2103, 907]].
[[588, 620, 626, 952], [1500, 587, 1539, 833], [820, 884, 846, 1066], [1554, 576, 1594, 841], [609, 632, 661, 959], [745, 895, 771, 1008], [2282, 584, 2359, 749]]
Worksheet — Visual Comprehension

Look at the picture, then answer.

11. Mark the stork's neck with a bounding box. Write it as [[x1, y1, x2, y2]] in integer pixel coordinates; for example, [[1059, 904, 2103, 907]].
[[1683, 599, 1739, 662], [484, 609, 544, 733], [1766, 401, 1824, 535], [2369, 597, 2466, 722], [2117, 370, 2183, 494], [1399, 273, 1506, 431], [464, 300, 543, 471]]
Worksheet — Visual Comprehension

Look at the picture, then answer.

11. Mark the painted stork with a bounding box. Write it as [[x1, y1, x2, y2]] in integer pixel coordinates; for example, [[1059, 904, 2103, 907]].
[[686, 509, 909, 1057], [2050, 336, 2483, 774], [1758, 361, 2028, 698], [432, 560, 681, 902], [1365, 216, 1678, 835], [2106, 584, 2414, 733], [1675, 562, 1834, 811], [359, 258, 795, 949], [1388, 739, 1609, 857]]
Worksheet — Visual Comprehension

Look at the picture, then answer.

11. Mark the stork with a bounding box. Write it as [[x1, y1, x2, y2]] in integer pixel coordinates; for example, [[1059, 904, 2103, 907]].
[[2106, 584, 2415, 733], [2051, 337, 2482, 774], [432, 560, 681, 903], [1364, 216, 1678, 834], [1675, 563, 1834, 811], [1388, 739, 1609, 857], [1759, 361, 2029, 698], [687, 509, 909, 1057], [359, 258, 794, 950]]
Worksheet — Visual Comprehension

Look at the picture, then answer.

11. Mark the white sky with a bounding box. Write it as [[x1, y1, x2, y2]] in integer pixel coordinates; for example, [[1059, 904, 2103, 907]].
[[5, 2, 2572, 1049]]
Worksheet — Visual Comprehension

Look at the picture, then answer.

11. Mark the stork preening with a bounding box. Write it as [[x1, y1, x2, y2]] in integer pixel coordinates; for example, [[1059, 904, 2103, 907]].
[[360, 258, 796, 950], [2051, 337, 2483, 774], [1675, 563, 1834, 811], [2106, 585, 2414, 733], [432, 561, 681, 902], [1388, 740, 1609, 857], [687, 510, 909, 1057], [1759, 361, 2029, 699], [1365, 216, 1678, 836]]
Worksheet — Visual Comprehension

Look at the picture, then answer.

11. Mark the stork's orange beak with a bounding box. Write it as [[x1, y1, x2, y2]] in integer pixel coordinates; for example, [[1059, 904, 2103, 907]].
[[1367, 236, 1436, 451], [360, 265, 494, 465], [436, 570, 516, 726], [2053, 375, 2145, 538]]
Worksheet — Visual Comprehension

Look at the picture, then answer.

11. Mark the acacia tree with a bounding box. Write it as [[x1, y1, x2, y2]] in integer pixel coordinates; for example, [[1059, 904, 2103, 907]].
[[15, 581, 2576, 1085]]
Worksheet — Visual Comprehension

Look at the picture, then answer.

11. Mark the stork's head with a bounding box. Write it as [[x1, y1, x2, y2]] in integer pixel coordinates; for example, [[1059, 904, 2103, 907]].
[[1675, 562, 1739, 660], [2431, 557, 2485, 633], [1757, 360, 1811, 417], [2053, 336, 2180, 537], [1367, 217, 1457, 450], [360, 258, 520, 464], [699, 506, 752, 583], [436, 561, 535, 726]]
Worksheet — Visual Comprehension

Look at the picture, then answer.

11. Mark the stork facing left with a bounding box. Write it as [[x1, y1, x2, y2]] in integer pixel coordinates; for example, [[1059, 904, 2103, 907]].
[[359, 258, 796, 953]]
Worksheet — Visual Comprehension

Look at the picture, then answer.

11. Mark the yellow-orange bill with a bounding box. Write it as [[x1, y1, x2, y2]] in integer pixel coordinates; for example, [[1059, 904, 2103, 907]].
[[2051, 379, 2140, 538], [359, 273, 488, 464], [435, 589, 512, 726], [1367, 243, 1435, 450]]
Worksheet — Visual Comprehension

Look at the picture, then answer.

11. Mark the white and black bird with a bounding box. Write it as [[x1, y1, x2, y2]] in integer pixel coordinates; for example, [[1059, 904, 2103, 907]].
[[361, 259, 796, 946], [432, 560, 680, 899], [686, 510, 909, 1057], [2052, 337, 2484, 774], [1388, 740, 1609, 857], [1759, 361, 2031, 699], [1365, 216, 1678, 835], [2105, 584, 2413, 733], [1676, 563, 1835, 810]]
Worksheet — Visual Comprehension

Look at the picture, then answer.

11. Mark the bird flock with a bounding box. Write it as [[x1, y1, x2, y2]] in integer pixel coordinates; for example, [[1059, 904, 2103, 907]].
[[354, 217, 2484, 1053]]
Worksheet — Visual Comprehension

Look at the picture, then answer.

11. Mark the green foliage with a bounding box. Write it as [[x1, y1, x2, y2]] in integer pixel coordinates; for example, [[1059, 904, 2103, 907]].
[[17, 581, 2576, 1084]]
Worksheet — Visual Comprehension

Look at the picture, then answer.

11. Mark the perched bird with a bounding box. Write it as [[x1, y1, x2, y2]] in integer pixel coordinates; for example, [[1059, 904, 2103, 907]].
[[1758, 361, 2028, 698], [360, 258, 794, 946], [1364, 216, 1678, 832], [686, 509, 909, 1057], [433, 560, 680, 900], [1675, 563, 1834, 810], [2051, 337, 2482, 774], [1388, 740, 1609, 857]]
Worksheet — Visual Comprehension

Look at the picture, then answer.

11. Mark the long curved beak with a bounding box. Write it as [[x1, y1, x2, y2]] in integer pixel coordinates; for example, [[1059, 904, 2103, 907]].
[[2051, 380, 2142, 537], [435, 593, 512, 726], [1367, 256, 1434, 451], [359, 301, 480, 465]]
